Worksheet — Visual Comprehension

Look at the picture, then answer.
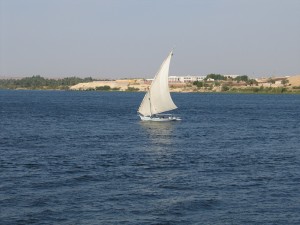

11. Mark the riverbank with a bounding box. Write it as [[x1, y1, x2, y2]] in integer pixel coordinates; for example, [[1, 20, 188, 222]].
[[68, 76, 300, 94], [1, 75, 300, 94]]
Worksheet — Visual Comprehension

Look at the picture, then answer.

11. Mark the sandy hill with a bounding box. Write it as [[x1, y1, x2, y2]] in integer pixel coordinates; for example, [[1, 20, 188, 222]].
[[287, 75, 300, 87], [69, 79, 149, 91]]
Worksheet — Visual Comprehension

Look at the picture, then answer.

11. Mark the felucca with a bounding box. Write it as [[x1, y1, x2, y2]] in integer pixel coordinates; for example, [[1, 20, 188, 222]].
[[138, 51, 181, 121]]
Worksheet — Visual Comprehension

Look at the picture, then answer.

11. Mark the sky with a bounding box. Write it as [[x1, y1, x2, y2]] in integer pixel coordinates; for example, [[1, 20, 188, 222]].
[[0, 0, 299, 79]]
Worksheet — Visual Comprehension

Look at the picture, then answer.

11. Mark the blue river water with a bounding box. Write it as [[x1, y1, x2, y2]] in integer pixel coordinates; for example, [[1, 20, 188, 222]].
[[0, 90, 300, 225]]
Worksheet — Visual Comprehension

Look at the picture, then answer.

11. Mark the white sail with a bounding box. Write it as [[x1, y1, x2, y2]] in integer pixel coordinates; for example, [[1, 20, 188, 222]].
[[138, 52, 177, 116]]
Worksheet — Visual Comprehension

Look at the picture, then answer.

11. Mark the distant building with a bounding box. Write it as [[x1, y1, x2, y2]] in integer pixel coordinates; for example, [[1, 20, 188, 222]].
[[169, 75, 206, 83], [144, 75, 216, 84], [169, 76, 181, 83]]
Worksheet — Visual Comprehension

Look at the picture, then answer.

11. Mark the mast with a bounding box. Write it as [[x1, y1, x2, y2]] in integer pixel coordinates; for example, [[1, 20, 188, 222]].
[[148, 88, 152, 117]]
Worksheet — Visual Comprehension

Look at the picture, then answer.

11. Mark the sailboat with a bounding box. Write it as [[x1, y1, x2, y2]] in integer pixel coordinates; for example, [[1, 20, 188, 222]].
[[138, 51, 181, 121]]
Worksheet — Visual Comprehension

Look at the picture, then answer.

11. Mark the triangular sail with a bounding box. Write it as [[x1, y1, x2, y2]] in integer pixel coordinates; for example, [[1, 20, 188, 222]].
[[138, 52, 177, 116]]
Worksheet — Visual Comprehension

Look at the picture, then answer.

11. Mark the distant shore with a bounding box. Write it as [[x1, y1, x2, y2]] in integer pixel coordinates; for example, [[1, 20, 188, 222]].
[[59, 75, 300, 94], [1, 75, 300, 94]]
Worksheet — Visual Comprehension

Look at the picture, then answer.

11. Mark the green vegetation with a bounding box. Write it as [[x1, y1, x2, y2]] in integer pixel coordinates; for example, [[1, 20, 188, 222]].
[[126, 87, 139, 92], [205, 74, 226, 80], [95, 85, 111, 91], [214, 81, 221, 86], [232, 75, 258, 85], [247, 79, 258, 86], [95, 86, 120, 91], [193, 81, 203, 88], [0, 75, 96, 90], [221, 85, 230, 92], [267, 78, 275, 84], [229, 86, 291, 94], [281, 79, 289, 85], [233, 75, 249, 82]]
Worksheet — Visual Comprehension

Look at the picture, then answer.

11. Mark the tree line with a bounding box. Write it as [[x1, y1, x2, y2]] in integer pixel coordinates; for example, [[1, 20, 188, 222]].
[[0, 75, 97, 90]]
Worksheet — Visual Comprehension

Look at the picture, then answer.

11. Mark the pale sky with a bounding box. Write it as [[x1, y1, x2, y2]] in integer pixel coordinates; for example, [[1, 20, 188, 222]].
[[1, 0, 299, 78]]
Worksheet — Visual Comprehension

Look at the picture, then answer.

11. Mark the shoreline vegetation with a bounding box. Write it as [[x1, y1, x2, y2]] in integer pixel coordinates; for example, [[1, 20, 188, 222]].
[[0, 76, 95, 90], [1, 74, 300, 94]]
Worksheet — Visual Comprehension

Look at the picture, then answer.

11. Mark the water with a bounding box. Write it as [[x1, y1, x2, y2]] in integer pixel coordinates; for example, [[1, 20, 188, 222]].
[[1, 90, 300, 225]]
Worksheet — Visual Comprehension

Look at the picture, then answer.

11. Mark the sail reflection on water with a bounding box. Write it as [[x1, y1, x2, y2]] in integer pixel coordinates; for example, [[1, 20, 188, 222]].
[[139, 122, 176, 146]]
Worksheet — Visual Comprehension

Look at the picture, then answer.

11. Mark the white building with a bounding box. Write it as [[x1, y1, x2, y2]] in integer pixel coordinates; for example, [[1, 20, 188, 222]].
[[145, 75, 206, 84], [169, 75, 206, 83]]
